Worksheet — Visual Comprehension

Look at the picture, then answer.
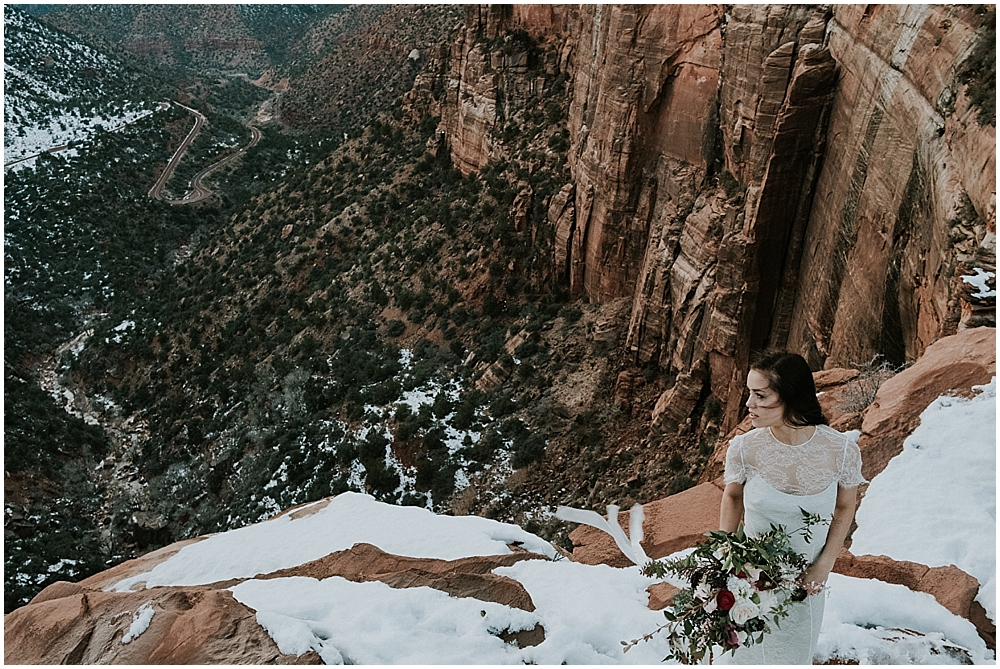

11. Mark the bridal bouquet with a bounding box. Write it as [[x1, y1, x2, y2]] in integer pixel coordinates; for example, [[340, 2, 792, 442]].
[[624, 509, 826, 664]]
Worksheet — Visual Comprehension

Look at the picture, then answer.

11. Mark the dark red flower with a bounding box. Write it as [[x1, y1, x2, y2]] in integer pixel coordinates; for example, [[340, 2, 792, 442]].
[[755, 575, 776, 591], [726, 627, 740, 648], [716, 589, 736, 611], [735, 570, 747, 579]]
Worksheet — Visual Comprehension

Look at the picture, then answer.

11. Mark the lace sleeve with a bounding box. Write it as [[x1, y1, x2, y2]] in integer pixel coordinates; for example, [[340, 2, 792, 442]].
[[838, 439, 866, 487], [724, 435, 747, 485]]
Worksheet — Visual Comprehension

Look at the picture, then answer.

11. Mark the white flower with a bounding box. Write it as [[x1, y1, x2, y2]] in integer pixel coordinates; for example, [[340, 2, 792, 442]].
[[694, 581, 715, 601], [703, 596, 718, 613], [743, 564, 762, 582], [736, 630, 748, 645], [727, 575, 754, 600], [729, 598, 760, 625]]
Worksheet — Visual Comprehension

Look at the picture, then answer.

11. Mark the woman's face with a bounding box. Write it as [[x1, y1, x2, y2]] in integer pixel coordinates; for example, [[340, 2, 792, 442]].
[[746, 369, 786, 428]]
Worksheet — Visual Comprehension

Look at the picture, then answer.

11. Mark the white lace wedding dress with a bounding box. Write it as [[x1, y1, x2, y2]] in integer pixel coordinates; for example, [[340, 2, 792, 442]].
[[718, 424, 865, 665]]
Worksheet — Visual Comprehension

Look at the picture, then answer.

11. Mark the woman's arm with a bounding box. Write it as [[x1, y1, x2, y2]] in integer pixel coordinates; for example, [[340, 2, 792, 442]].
[[802, 484, 858, 591], [719, 482, 745, 532]]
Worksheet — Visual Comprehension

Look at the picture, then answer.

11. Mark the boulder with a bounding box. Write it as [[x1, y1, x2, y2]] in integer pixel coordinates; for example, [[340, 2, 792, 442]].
[[833, 549, 995, 651], [646, 582, 681, 611], [568, 482, 723, 567], [858, 327, 995, 480], [5, 536, 551, 663]]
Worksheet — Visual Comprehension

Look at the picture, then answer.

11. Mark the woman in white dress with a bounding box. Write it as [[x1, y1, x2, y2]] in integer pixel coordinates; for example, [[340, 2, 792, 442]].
[[719, 350, 865, 664]]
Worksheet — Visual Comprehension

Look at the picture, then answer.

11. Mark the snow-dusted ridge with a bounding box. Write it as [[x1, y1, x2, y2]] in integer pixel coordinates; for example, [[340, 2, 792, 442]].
[[109, 492, 557, 592], [4, 6, 160, 170]]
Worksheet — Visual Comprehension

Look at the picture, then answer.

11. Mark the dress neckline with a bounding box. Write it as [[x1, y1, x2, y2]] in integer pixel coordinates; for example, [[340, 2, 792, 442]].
[[767, 425, 818, 447], [751, 475, 837, 498]]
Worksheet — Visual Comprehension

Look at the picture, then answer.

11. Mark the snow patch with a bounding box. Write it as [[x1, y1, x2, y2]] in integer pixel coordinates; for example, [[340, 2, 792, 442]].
[[121, 603, 155, 644], [851, 378, 996, 622]]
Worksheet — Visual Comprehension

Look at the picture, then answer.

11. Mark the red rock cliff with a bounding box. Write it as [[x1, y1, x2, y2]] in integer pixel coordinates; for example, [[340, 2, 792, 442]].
[[433, 5, 994, 434]]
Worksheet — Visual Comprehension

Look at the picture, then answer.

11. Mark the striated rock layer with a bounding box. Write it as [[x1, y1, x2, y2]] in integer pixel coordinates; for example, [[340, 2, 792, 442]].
[[787, 5, 996, 370], [432, 4, 994, 436]]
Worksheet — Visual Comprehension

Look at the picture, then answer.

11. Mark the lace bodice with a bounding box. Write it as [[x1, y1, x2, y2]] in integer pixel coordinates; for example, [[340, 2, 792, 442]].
[[724, 425, 865, 496]]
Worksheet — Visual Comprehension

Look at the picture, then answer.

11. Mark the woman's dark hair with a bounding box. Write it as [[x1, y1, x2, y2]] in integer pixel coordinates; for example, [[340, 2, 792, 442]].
[[750, 350, 828, 426]]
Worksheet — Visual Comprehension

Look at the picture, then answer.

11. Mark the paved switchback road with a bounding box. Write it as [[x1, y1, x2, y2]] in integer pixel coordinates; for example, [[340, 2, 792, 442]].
[[147, 103, 205, 202], [149, 105, 262, 205], [183, 124, 262, 204]]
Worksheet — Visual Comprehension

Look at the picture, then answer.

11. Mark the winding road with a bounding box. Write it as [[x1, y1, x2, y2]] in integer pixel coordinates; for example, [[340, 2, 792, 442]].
[[149, 103, 262, 205]]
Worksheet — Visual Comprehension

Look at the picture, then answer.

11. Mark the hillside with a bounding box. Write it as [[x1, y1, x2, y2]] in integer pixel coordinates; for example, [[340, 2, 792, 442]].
[[38, 4, 338, 78], [277, 4, 462, 135], [3, 6, 159, 166], [3, 6, 328, 610]]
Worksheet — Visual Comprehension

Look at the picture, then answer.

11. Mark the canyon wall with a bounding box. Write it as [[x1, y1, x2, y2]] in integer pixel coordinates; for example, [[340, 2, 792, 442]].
[[786, 5, 995, 368], [434, 5, 995, 434]]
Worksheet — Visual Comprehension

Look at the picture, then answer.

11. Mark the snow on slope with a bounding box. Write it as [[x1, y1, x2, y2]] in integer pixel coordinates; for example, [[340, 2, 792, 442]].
[[103, 378, 996, 663], [109, 493, 557, 592], [4, 6, 160, 168], [852, 378, 996, 622]]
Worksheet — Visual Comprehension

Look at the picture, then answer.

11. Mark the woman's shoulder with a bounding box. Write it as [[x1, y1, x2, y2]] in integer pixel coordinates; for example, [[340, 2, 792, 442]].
[[814, 423, 855, 441], [813, 424, 862, 451], [731, 426, 769, 444]]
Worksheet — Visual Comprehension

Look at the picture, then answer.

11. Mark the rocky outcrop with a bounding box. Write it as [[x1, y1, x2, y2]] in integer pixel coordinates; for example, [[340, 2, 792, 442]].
[[786, 5, 996, 369], [421, 5, 994, 440], [5, 537, 551, 663], [450, 4, 994, 441], [547, 5, 843, 437], [567, 481, 724, 567], [858, 326, 995, 481], [646, 581, 681, 611], [4, 583, 320, 665], [257, 542, 544, 613], [834, 549, 995, 651]]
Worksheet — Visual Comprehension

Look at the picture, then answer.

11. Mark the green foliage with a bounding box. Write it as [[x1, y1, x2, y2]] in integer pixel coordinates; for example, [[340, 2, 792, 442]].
[[558, 305, 584, 324], [958, 8, 996, 126], [4, 372, 109, 475]]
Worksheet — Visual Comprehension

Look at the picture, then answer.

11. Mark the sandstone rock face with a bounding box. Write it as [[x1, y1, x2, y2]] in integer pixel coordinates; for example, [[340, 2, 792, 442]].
[[467, 4, 995, 441], [574, 5, 840, 437], [562, 5, 724, 303], [433, 5, 563, 176], [786, 5, 996, 369], [568, 481, 723, 567], [4, 583, 319, 665], [5, 535, 551, 663], [425, 5, 994, 440], [858, 327, 995, 480], [646, 581, 680, 611], [259, 542, 544, 613]]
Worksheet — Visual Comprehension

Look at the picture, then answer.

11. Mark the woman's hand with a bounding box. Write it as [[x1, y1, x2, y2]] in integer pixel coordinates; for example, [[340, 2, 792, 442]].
[[800, 562, 831, 595], [801, 484, 859, 595]]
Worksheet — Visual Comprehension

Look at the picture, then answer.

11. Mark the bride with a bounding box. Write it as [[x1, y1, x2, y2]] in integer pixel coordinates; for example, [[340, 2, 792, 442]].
[[718, 350, 865, 664]]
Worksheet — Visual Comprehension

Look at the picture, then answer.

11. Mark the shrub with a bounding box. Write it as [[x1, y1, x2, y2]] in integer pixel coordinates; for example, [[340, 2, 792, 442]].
[[558, 305, 583, 323], [511, 432, 546, 469], [669, 474, 695, 495], [958, 8, 996, 126]]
